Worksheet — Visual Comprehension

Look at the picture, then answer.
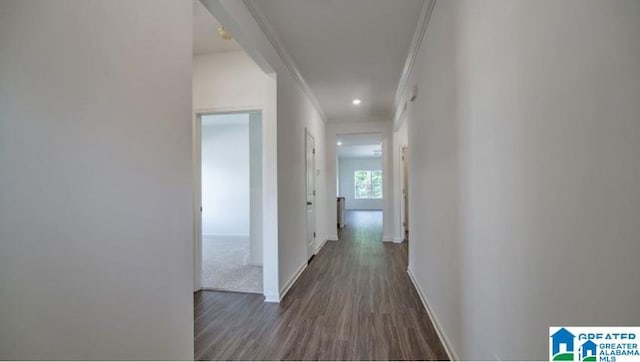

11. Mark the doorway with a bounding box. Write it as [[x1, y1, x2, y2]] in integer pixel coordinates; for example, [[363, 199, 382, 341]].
[[196, 111, 263, 293], [335, 133, 384, 239]]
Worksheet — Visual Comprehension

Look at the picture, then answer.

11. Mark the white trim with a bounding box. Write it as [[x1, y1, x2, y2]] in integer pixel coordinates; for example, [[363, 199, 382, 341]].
[[202, 233, 250, 238], [382, 236, 395, 242], [393, 238, 404, 243], [264, 292, 280, 303], [393, 102, 409, 132], [194, 105, 264, 115], [314, 238, 328, 254], [193, 114, 202, 292], [326, 234, 339, 241], [243, 0, 327, 123], [201, 286, 262, 295], [279, 262, 307, 301], [393, 0, 436, 126], [407, 266, 459, 361]]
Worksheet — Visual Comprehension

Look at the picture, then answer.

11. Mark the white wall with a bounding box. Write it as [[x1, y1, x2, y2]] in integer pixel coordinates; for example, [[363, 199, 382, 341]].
[[338, 157, 384, 210], [406, 0, 640, 360], [405, 2, 462, 357], [0, 0, 193, 359], [193, 50, 277, 298], [276, 69, 327, 294], [326, 121, 395, 241], [194, 51, 271, 110], [201, 114, 250, 236]]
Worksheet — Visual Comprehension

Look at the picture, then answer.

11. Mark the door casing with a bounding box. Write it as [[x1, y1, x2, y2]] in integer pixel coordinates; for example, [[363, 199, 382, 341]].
[[402, 146, 409, 241], [305, 129, 316, 259]]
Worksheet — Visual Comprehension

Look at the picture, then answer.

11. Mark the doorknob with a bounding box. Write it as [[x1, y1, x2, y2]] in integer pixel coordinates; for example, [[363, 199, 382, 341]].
[[307, 202, 313, 206]]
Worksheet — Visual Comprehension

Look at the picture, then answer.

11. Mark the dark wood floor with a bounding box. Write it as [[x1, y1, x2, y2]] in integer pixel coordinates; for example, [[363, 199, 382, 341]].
[[194, 211, 449, 361]]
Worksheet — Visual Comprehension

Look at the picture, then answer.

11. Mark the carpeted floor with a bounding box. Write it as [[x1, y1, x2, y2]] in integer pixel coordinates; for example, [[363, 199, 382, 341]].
[[201, 235, 262, 293]]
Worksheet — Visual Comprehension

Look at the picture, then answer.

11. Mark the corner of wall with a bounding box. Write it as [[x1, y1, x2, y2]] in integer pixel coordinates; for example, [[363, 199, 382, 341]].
[[263, 292, 280, 303]]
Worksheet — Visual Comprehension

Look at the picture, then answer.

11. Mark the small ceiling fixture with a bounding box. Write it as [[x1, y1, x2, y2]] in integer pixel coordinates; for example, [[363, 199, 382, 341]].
[[337, 141, 343, 146], [217, 26, 233, 40], [352, 99, 361, 105]]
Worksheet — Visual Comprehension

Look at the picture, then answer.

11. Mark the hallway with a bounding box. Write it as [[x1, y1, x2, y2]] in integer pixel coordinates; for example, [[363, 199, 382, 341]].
[[194, 211, 448, 360]]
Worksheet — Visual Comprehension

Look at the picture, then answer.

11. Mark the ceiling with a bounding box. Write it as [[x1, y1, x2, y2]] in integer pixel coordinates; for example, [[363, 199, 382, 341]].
[[249, 0, 424, 122], [337, 133, 382, 158], [193, 0, 243, 55]]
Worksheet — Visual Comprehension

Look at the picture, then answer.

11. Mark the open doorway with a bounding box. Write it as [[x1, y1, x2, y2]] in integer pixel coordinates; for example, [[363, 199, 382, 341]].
[[196, 111, 263, 293], [192, 0, 275, 298], [336, 133, 384, 239], [192, 0, 278, 301]]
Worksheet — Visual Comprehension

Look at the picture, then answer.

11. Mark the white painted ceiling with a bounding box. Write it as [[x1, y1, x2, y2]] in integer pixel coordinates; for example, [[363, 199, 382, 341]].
[[249, 0, 424, 122], [337, 133, 382, 158], [193, 0, 243, 55]]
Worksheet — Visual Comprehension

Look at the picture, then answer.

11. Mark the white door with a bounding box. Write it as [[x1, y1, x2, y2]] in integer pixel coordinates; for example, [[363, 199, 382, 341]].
[[305, 130, 316, 259], [402, 147, 409, 241]]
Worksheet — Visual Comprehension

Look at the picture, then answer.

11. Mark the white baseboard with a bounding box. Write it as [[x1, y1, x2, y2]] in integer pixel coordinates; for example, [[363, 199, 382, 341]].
[[278, 262, 307, 302], [314, 238, 328, 254], [393, 238, 404, 243], [382, 236, 395, 242], [202, 233, 250, 238], [263, 292, 280, 303], [407, 266, 459, 361], [327, 234, 339, 241]]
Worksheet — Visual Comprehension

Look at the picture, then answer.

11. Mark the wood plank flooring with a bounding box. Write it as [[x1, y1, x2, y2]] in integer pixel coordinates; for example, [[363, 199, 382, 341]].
[[194, 211, 449, 360]]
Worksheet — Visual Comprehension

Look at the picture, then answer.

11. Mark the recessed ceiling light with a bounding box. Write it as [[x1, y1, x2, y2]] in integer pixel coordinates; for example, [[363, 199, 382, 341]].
[[337, 141, 342, 146], [352, 99, 361, 105]]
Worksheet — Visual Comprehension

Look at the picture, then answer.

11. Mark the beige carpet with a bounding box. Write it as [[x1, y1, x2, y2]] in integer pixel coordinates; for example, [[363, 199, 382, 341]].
[[201, 235, 263, 293]]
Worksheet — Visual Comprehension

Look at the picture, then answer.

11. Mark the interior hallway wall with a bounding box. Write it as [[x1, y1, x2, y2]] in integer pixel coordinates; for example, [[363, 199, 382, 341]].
[[406, 0, 640, 359], [276, 69, 327, 294], [405, 1, 462, 357], [0, 0, 193, 359], [338, 157, 384, 210], [194, 51, 271, 110]]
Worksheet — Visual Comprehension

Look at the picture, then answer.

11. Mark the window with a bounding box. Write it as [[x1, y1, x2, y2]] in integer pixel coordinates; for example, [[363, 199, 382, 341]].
[[354, 170, 383, 199]]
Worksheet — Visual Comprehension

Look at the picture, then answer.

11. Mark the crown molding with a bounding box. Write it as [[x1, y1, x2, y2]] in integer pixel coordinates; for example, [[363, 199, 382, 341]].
[[393, 0, 436, 126], [243, 0, 328, 123]]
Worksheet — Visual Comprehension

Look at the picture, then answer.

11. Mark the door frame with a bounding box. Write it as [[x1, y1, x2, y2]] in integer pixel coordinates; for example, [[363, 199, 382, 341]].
[[402, 146, 409, 241], [192, 105, 263, 292], [304, 128, 316, 259]]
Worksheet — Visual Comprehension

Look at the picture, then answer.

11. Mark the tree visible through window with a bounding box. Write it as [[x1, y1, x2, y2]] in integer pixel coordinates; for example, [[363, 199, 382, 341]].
[[354, 170, 383, 199]]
